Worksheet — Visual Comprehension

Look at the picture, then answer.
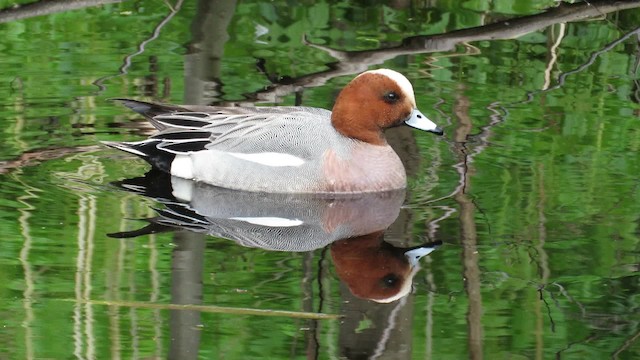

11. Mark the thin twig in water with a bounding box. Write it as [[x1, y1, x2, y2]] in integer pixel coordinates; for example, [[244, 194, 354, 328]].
[[538, 287, 556, 332], [371, 296, 408, 360], [425, 101, 506, 206], [521, 26, 640, 104], [93, 0, 185, 92], [552, 282, 587, 317], [611, 330, 640, 359], [62, 298, 341, 320]]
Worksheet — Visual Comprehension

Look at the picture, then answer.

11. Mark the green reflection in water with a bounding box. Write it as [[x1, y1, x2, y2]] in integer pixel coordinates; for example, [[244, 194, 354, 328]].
[[0, 0, 639, 359]]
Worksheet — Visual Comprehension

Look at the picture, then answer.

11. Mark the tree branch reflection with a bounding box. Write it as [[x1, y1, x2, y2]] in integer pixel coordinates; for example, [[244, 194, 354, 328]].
[[0, 0, 122, 23], [233, 0, 640, 104]]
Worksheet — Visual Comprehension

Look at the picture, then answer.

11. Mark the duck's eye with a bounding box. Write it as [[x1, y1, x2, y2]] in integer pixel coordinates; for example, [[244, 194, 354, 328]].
[[383, 91, 400, 104], [380, 273, 400, 288]]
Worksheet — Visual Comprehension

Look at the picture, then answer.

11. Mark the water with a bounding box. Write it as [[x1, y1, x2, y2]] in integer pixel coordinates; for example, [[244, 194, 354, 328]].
[[1, 0, 640, 359]]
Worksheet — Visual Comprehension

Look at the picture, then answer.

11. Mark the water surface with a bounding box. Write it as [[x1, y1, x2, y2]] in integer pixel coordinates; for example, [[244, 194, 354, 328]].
[[1, 0, 639, 359]]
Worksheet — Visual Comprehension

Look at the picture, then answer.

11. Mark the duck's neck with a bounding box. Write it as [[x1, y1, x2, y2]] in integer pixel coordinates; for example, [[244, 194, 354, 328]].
[[331, 87, 386, 146]]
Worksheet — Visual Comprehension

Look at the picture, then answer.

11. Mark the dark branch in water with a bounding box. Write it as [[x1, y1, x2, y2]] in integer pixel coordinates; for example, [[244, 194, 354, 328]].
[[228, 0, 640, 104], [0, 145, 101, 174], [0, 0, 122, 24]]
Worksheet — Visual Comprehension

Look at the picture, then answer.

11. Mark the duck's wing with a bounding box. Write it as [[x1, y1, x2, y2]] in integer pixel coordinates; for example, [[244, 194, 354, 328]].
[[114, 98, 330, 130], [155, 109, 331, 153], [103, 99, 333, 171]]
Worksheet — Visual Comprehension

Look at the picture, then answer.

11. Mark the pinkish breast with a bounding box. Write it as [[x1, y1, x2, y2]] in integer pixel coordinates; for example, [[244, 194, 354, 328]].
[[320, 143, 406, 193]]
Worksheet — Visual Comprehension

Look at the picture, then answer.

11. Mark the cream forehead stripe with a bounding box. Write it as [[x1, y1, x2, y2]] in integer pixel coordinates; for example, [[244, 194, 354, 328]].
[[358, 69, 417, 106]]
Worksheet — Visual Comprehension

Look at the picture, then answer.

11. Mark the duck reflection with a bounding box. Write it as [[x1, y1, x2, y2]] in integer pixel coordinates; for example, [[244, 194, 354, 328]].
[[332, 233, 437, 303], [111, 170, 441, 303]]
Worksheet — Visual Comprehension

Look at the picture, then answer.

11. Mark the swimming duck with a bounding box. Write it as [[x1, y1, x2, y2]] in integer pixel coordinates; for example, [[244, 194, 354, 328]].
[[103, 69, 443, 193]]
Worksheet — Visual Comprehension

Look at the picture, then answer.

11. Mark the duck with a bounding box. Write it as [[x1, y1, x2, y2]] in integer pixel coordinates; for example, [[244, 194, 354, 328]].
[[103, 68, 443, 193]]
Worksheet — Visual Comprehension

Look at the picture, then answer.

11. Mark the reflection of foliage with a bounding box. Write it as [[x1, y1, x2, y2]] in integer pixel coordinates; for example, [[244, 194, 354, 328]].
[[0, 0, 640, 359]]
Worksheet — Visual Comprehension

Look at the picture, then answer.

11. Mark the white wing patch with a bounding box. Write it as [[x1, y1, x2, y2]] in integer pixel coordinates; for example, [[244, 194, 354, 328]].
[[171, 155, 194, 179], [228, 152, 305, 167], [229, 217, 304, 227]]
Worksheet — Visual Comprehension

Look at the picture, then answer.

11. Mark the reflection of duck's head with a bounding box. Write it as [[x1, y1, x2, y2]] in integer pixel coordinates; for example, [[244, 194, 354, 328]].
[[330, 231, 440, 303]]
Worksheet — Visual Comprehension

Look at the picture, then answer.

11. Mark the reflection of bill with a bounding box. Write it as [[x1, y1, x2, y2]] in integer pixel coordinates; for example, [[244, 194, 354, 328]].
[[331, 232, 440, 303], [109, 171, 441, 302]]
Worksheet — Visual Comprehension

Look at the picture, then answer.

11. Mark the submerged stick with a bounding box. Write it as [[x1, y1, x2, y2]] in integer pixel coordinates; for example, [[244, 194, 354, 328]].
[[64, 298, 341, 320]]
